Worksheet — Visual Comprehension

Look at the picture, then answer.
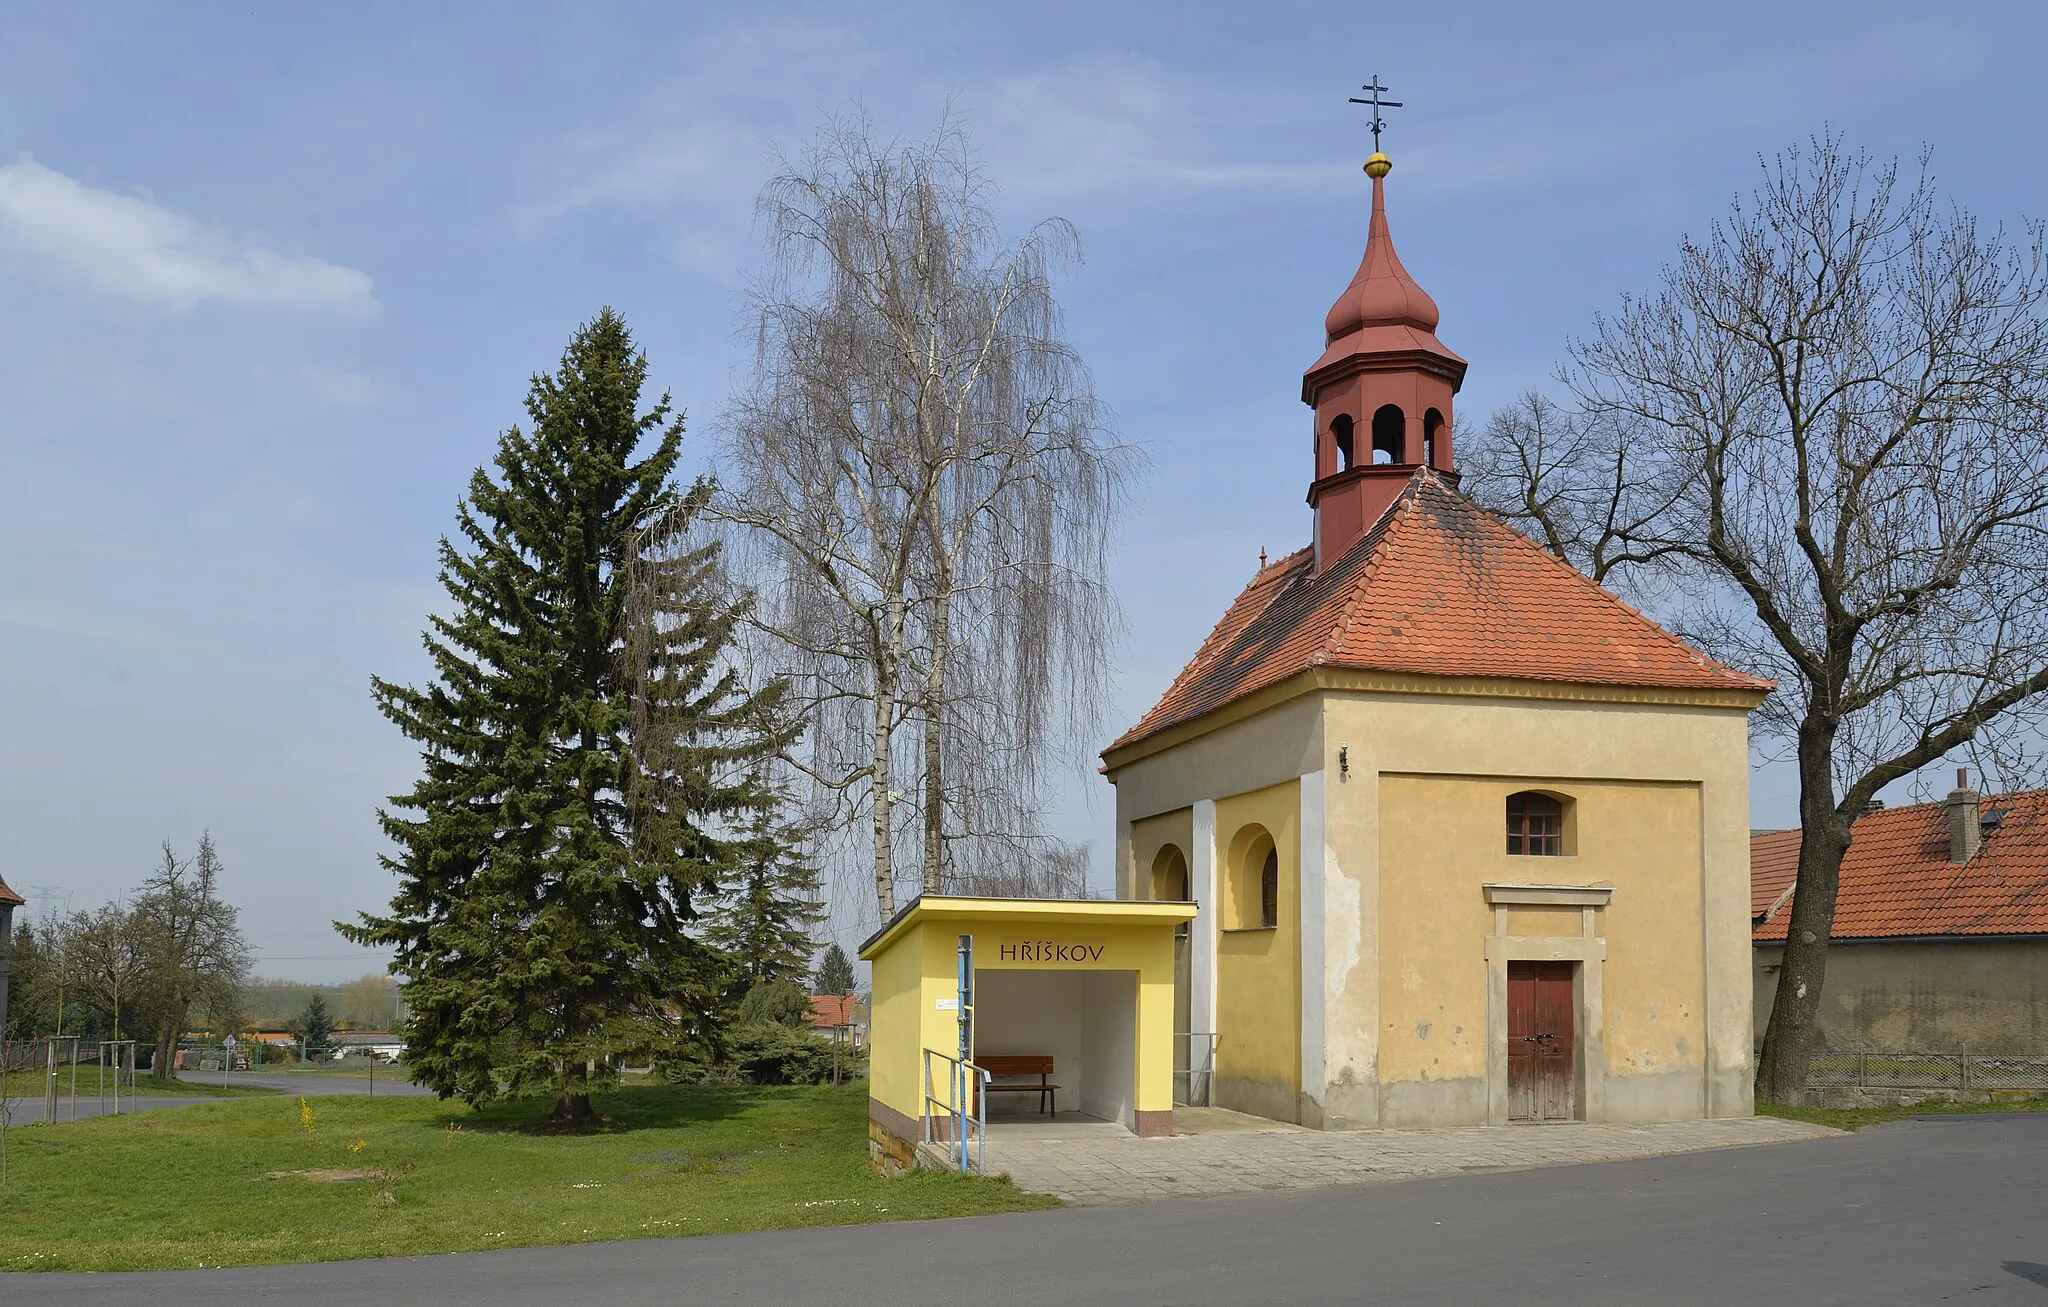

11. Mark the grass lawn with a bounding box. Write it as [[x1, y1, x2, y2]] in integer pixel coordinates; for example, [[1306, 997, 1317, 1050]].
[[0, 1071, 278, 1100], [0, 1082, 1055, 1272], [1760, 1095, 2048, 1132]]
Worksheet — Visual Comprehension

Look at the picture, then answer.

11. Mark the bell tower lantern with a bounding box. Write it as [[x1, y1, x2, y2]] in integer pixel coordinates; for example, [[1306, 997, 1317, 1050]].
[[1303, 145, 1467, 571]]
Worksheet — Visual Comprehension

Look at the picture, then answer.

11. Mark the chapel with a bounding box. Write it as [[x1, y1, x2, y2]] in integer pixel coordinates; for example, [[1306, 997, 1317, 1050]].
[[1102, 148, 1773, 1129]]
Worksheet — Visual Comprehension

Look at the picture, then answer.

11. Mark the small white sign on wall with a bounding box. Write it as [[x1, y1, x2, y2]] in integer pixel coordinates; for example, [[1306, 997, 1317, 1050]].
[[934, 997, 960, 1011]]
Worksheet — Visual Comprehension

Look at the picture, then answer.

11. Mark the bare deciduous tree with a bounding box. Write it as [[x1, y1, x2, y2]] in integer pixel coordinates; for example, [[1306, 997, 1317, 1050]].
[[713, 111, 1134, 920], [1460, 390, 1688, 588], [1465, 138, 2048, 1103], [133, 834, 251, 1078], [945, 841, 1096, 900], [63, 901, 146, 1042]]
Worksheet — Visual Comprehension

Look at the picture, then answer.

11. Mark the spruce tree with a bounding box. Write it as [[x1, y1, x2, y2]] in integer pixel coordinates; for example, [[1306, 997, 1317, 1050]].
[[814, 943, 856, 997], [289, 993, 335, 1062], [343, 309, 787, 1121], [704, 802, 821, 1001]]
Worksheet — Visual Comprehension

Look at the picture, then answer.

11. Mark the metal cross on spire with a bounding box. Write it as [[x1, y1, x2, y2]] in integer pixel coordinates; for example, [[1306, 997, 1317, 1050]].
[[1348, 76, 1402, 153]]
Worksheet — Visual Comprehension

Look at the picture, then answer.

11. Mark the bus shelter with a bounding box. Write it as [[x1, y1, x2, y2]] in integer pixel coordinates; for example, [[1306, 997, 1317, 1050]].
[[861, 895, 1196, 1172]]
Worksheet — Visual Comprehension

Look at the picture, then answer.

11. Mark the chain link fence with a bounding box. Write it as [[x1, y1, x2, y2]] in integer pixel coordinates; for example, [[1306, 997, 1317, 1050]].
[[1809, 1051, 2048, 1092]]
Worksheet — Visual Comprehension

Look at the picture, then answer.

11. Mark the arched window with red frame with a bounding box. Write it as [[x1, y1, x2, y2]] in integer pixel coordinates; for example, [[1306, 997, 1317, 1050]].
[[1507, 792, 1565, 856]]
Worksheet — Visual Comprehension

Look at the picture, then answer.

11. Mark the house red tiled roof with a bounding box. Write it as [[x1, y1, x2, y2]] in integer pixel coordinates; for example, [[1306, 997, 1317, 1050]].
[[1750, 828, 1801, 920], [0, 873, 23, 908], [807, 994, 858, 1029], [1752, 789, 2048, 940], [1109, 472, 1771, 755]]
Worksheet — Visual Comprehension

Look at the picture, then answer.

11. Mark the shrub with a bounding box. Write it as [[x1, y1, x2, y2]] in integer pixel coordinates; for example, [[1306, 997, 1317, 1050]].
[[736, 979, 812, 1028], [722, 1021, 840, 1085]]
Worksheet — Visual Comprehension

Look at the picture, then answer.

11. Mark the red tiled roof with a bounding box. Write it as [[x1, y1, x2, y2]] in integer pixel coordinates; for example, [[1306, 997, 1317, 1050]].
[[0, 873, 23, 908], [807, 994, 858, 1028], [1750, 828, 1801, 920], [1109, 472, 1770, 754], [1752, 790, 2048, 940]]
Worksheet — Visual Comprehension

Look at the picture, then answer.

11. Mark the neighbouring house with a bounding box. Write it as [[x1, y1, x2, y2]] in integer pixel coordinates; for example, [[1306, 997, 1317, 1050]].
[[328, 1031, 406, 1063], [1100, 147, 1771, 1130], [1753, 773, 2048, 1054], [0, 871, 23, 1032], [807, 994, 865, 1049]]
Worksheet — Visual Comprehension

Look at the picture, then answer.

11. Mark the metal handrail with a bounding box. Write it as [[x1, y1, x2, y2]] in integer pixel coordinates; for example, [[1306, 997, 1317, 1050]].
[[922, 1047, 991, 1175], [1174, 1032, 1220, 1107]]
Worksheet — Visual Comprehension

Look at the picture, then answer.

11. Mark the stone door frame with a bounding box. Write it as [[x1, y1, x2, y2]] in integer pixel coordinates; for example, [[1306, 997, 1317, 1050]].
[[1482, 882, 1614, 1126]]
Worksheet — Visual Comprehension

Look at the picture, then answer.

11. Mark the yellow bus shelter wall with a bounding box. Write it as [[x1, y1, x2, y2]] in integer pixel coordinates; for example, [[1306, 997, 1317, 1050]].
[[861, 898, 1193, 1165]]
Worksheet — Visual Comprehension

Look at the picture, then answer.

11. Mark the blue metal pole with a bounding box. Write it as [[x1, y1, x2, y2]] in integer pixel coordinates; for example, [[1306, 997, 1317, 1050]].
[[957, 934, 973, 1174]]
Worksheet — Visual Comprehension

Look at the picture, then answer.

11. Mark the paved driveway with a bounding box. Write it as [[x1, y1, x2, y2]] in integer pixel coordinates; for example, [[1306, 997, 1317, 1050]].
[[9, 1113, 2048, 1304], [980, 1106, 1837, 1203]]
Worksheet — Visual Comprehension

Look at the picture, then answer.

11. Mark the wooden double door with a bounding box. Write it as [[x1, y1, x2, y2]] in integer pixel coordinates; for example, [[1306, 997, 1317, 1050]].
[[1507, 961, 1577, 1122]]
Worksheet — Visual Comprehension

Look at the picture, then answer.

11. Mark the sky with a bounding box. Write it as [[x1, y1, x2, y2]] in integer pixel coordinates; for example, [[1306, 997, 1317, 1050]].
[[3, 0, 2045, 980]]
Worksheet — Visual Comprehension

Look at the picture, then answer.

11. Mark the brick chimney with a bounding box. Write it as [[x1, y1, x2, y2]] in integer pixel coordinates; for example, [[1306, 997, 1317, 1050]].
[[1946, 767, 1982, 864]]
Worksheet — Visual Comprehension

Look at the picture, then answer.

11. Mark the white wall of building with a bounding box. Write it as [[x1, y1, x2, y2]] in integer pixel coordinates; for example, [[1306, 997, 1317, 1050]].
[[975, 969, 1139, 1130]]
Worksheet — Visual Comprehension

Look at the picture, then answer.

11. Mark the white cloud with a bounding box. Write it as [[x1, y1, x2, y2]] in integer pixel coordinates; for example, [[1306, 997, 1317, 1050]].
[[516, 28, 1346, 277], [976, 54, 1340, 204], [0, 156, 377, 314], [512, 17, 885, 278]]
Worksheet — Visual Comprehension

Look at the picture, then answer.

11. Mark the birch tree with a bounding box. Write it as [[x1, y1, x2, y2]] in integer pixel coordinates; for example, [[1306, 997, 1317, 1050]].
[[713, 112, 1133, 920], [1466, 138, 2048, 1103]]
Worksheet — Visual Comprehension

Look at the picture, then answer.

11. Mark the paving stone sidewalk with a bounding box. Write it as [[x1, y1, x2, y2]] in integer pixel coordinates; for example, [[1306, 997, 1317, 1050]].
[[984, 1113, 1839, 1205]]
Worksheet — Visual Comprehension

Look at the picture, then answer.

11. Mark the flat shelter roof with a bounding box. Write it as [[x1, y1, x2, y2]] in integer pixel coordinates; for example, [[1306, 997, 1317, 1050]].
[[858, 895, 1197, 960]]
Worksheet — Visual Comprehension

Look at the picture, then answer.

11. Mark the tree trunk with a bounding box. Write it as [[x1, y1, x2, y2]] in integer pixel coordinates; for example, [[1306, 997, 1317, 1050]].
[[872, 613, 902, 920], [921, 563, 951, 897], [152, 1021, 180, 1081], [1755, 720, 1855, 1104], [551, 1059, 596, 1124], [551, 1092, 594, 1123]]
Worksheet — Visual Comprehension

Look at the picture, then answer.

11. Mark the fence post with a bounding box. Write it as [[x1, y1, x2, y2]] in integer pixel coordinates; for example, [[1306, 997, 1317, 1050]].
[[1857, 1051, 1866, 1089], [1961, 1050, 1970, 1092]]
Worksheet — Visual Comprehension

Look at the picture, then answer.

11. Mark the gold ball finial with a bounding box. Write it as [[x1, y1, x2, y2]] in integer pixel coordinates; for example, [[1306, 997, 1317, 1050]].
[[1363, 152, 1392, 179]]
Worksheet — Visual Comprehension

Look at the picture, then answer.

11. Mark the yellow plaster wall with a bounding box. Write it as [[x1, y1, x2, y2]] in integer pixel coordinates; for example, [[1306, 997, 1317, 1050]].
[[1376, 776, 1491, 1088], [864, 916, 931, 1128], [1598, 784, 1706, 1081], [1377, 774, 1706, 1088], [864, 901, 1192, 1135], [1322, 691, 1753, 1121], [1130, 808, 1194, 901], [1505, 906, 1582, 937], [1213, 780, 1301, 1110]]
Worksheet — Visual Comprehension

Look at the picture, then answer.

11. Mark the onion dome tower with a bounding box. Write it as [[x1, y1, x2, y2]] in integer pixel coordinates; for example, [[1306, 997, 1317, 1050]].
[[1302, 148, 1467, 571]]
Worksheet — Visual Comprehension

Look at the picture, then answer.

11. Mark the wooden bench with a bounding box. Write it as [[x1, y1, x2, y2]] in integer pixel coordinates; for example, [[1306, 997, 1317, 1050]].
[[975, 1055, 1061, 1116]]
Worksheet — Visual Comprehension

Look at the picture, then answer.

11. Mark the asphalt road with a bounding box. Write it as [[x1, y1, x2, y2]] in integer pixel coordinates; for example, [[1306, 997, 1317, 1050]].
[[175, 1069, 437, 1096], [3, 1068, 434, 1123], [11, 1114, 2048, 1304], [3, 1094, 222, 1125]]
